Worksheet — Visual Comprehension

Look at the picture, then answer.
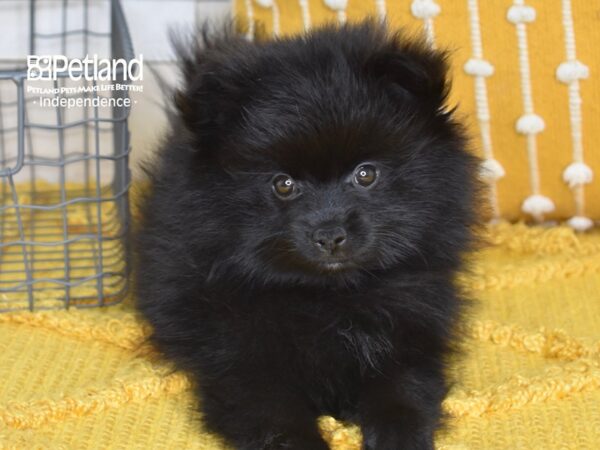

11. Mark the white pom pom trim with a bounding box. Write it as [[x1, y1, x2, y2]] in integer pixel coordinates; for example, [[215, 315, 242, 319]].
[[507, 5, 536, 24], [522, 194, 555, 216], [479, 159, 505, 181], [556, 60, 590, 84], [567, 216, 594, 231], [411, 0, 441, 20], [254, 0, 273, 8], [477, 110, 490, 122], [562, 162, 593, 188], [516, 113, 545, 135], [464, 58, 494, 77], [323, 0, 347, 11]]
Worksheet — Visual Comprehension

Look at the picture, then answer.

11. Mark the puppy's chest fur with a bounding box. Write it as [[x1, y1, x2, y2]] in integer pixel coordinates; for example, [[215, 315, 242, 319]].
[[230, 289, 399, 378], [293, 306, 395, 374], [269, 293, 399, 413]]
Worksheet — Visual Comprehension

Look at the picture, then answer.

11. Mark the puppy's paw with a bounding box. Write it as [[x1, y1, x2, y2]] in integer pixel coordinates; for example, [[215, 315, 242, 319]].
[[266, 432, 330, 450], [361, 423, 434, 450]]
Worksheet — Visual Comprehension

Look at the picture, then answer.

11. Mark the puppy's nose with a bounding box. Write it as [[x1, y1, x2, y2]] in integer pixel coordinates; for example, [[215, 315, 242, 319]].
[[312, 227, 347, 254]]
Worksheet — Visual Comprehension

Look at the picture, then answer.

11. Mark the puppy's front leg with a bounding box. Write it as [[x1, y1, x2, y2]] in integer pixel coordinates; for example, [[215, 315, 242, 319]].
[[357, 361, 447, 450], [198, 378, 329, 450]]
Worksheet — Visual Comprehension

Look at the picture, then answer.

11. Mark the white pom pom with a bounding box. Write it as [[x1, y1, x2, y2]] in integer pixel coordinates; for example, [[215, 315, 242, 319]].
[[323, 0, 347, 11], [516, 113, 545, 135], [567, 216, 594, 231], [562, 162, 593, 188], [556, 60, 590, 84], [411, 0, 441, 20], [479, 159, 505, 181], [254, 0, 274, 7], [507, 5, 536, 24], [522, 194, 555, 216], [464, 59, 494, 77], [477, 109, 491, 122]]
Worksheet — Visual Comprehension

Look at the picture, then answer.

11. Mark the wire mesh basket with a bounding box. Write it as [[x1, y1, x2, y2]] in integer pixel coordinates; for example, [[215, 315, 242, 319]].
[[0, 0, 134, 312]]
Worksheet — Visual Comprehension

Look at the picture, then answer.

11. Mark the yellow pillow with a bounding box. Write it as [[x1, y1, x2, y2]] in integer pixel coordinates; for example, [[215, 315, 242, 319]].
[[233, 0, 599, 229]]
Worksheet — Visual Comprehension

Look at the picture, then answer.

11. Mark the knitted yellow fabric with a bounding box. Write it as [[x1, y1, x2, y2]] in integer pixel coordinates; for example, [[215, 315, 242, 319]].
[[1, 222, 600, 449], [232, 0, 600, 224]]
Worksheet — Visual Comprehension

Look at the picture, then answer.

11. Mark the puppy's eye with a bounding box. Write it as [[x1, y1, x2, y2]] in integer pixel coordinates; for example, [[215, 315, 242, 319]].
[[272, 174, 297, 199], [353, 163, 378, 188]]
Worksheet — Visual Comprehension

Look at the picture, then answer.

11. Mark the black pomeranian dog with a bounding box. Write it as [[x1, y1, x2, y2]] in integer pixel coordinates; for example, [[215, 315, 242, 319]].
[[135, 19, 480, 450]]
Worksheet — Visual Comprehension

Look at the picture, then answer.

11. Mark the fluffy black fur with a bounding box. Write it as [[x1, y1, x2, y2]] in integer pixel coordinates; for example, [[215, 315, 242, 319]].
[[135, 20, 480, 450]]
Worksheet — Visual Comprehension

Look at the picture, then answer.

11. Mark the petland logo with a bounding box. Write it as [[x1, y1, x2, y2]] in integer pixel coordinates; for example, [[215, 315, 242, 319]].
[[27, 54, 143, 81]]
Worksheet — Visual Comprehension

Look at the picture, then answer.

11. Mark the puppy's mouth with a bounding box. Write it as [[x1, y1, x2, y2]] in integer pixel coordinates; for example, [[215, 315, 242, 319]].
[[267, 238, 357, 273], [318, 259, 352, 271]]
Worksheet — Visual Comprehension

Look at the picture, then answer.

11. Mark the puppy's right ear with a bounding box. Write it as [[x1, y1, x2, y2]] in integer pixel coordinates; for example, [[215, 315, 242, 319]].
[[173, 70, 249, 151], [171, 25, 253, 151]]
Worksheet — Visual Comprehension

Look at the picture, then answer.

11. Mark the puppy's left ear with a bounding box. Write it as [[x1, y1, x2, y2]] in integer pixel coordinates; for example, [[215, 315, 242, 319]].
[[365, 35, 450, 109]]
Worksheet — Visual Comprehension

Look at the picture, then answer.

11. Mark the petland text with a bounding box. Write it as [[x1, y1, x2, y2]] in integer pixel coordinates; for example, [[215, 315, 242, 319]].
[[27, 54, 143, 81]]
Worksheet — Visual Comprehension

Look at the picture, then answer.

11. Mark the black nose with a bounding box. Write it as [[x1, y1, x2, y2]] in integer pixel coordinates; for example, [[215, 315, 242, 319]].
[[312, 227, 347, 254]]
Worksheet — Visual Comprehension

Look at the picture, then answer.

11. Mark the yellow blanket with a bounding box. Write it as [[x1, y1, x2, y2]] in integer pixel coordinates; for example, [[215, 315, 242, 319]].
[[1, 223, 599, 449]]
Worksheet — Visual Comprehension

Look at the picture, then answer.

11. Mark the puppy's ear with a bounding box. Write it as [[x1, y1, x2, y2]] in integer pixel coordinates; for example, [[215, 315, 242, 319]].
[[173, 70, 248, 150], [171, 24, 254, 151], [365, 34, 449, 109]]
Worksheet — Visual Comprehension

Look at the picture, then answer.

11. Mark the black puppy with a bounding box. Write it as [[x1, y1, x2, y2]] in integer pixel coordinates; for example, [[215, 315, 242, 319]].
[[135, 20, 480, 450]]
